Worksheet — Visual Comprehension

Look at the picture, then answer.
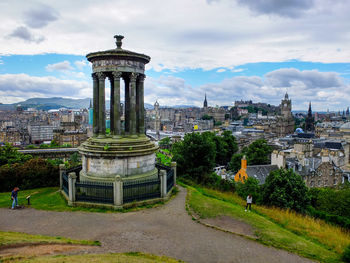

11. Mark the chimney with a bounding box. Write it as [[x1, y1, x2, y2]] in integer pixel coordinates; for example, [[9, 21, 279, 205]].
[[241, 155, 247, 169]]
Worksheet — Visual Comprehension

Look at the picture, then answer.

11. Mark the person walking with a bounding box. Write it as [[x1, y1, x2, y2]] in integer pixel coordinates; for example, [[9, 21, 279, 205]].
[[11, 187, 19, 209], [245, 194, 252, 212]]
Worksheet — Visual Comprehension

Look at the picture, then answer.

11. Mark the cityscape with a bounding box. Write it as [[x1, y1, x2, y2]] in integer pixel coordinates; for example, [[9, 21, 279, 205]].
[[1, 1, 350, 263]]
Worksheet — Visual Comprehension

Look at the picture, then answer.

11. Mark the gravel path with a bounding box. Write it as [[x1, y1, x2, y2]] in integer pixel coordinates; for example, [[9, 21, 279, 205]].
[[0, 187, 313, 263]]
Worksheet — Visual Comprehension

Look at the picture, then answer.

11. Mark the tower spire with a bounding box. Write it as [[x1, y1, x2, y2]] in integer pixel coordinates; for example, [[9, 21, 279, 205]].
[[203, 93, 208, 108]]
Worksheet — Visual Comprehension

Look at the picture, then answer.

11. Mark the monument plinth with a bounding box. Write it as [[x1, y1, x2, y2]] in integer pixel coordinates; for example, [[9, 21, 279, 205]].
[[78, 35, 158, 182]]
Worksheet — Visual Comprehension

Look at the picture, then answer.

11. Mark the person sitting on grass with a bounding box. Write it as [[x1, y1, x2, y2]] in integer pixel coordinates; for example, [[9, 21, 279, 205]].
[[11, 187, 20, 209], [245, 194, 252, 212]]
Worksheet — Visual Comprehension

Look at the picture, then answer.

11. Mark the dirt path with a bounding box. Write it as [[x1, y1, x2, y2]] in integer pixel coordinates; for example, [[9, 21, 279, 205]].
[[0, 187, 313, 263]]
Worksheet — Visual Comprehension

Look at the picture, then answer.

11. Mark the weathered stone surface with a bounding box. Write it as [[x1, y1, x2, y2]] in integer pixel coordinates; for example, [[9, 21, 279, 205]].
[[78, 35, 157, 184]]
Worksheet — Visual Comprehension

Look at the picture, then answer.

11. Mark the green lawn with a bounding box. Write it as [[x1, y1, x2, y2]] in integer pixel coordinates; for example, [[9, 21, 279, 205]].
[[5, 252, 183, 263], [0, 231, 99, 247], [0, 187, 112, 213], [186, 185, 342, 263], [0, 187, 178, 213]]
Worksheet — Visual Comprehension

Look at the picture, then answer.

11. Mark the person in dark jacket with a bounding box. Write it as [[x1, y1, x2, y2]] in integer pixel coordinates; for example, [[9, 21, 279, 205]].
[[11, 187, 19, 209]]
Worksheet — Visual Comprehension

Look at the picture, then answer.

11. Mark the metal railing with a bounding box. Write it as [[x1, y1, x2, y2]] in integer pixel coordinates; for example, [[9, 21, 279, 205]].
[[123, 178, 161, 203], [75, 180, 113, 204], [62, 172, 69, 196], [166, 169, 174, 193]]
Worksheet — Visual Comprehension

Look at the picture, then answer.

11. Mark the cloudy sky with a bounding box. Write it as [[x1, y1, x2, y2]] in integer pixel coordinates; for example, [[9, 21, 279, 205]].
[[0, 0, 349, 111]]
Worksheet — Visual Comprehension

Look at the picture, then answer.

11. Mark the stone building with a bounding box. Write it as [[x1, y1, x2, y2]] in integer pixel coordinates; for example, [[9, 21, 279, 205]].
[[271, 140, 350, 188], [234, 156, 278, 184], [272, 93, 295, 136], [305, 102, 315, 132]]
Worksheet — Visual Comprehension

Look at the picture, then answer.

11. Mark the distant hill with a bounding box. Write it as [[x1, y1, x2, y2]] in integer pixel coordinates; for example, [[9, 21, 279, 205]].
[[0, 97, 154, 111]]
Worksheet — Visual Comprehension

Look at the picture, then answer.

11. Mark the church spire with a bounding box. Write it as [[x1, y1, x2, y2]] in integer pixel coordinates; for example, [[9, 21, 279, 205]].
[[308, 102, 312, 116], [305, 101, 314, 132], [203, 93, 208, 108], [284, 92, 289, 100]]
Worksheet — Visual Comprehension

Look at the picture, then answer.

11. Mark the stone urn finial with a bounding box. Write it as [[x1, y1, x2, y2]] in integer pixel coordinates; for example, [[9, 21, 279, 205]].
[[114, 35, 124, 49]]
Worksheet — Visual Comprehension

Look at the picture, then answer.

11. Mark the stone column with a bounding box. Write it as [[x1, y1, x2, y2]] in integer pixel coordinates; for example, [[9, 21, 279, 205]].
[[124, 76, 130, 134], [59, 164, 66, 190], [137, 75, 145, 135], [92, 73, 99, 137], [130, 72, 138, 137], [113, 175, 123, 207], [160, 169, 167, 198], [109, 75, 114, 135], [171, 161, 177, 186], [68, 172, 77, 205], [97, 72, 106, 138], [112, 71, 122, 138]]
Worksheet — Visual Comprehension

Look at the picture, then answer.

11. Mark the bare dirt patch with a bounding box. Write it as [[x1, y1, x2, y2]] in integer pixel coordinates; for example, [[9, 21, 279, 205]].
[[0, 243, 92, 257], [201, 215, 257, 238]]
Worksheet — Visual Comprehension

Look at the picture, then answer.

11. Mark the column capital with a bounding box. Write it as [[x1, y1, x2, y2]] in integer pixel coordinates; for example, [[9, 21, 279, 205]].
[[138, 74, 146, 82], [96, 72, 106, 80], [130, 72, 139, 82], [112, 71, 123, 79], [91, 73, 98, 80]]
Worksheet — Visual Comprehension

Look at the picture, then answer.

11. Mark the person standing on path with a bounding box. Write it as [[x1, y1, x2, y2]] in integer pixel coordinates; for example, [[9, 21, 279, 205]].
[[11, 187, 19, 209], [245, 194, 252, 212]]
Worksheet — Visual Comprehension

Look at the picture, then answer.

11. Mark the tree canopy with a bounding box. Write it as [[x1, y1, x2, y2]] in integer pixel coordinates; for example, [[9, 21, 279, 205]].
[[229, 139, 272, 172], [172, 132, 216, 183], [172, 131, 238, 183], [0, 144, 32, 166], [261, 168, 310, 212]]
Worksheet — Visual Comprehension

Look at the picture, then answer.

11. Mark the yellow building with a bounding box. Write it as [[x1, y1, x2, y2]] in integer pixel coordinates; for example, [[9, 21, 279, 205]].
[[234, 156, 248, 183], [234, 156, 278, 184]]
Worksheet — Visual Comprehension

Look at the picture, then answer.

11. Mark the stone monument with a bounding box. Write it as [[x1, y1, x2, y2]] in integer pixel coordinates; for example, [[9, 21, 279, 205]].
[[78, 35, 158, 182]]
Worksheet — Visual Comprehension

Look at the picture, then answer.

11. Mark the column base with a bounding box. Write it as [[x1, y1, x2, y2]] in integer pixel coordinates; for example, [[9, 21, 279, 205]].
[[97, 134, 106, 139]]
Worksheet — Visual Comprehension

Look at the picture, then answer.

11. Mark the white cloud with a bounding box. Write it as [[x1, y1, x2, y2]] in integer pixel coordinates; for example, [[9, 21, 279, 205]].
[[216, 68, 226, 73], [74, 60, 87, 70], [144, 68, 350, 111], [0, 73, 90, 103], [46, 60, 73, 72], [0, 0, 348, 71]]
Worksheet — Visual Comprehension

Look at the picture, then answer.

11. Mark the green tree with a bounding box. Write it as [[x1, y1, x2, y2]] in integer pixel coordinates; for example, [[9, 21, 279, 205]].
[[159, 137, 171, 147], [261, 169, 310, 212], [222, 130, 238, 163], [68, 152, 80, 168], [236, 177, 261, 204], [0, 144, 32, 166], [50, 140, 59, 148], [243, 139, 272, 165], [201, 114, 213, 120], [229, 139, 271, 172], [229, 153, 244, 172], [172, 132, 216, 183]]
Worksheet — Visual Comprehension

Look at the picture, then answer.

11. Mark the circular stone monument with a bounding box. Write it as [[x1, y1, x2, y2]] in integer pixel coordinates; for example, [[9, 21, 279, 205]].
[[78, 35, 158, 182]]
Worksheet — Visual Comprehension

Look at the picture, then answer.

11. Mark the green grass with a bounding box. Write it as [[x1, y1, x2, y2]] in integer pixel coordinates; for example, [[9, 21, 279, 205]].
[[0, 231, 100, 247], [156, 151, 172, 166], [0, 187, 178, 213], [2, 252, 184, 263], [186, 185, 343, 263]]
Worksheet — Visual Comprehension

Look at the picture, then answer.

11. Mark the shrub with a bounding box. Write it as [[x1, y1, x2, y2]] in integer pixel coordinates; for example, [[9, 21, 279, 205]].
[[0, 158, 59, 192], [261, 168, 310, 212], [307, 206, 350, 230], [342, 244, 350, 263], [236, 177, 261, 204], [308, 187, 350, 218]]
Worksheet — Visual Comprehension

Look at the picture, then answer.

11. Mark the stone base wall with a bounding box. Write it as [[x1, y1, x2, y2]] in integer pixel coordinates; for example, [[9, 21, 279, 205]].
[[81, 153, 156, 180]]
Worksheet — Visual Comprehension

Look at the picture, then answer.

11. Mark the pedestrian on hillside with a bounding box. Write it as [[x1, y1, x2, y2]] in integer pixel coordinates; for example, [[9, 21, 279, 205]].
[[11, 187, 19, 209], [245, 194, 252, 212]]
